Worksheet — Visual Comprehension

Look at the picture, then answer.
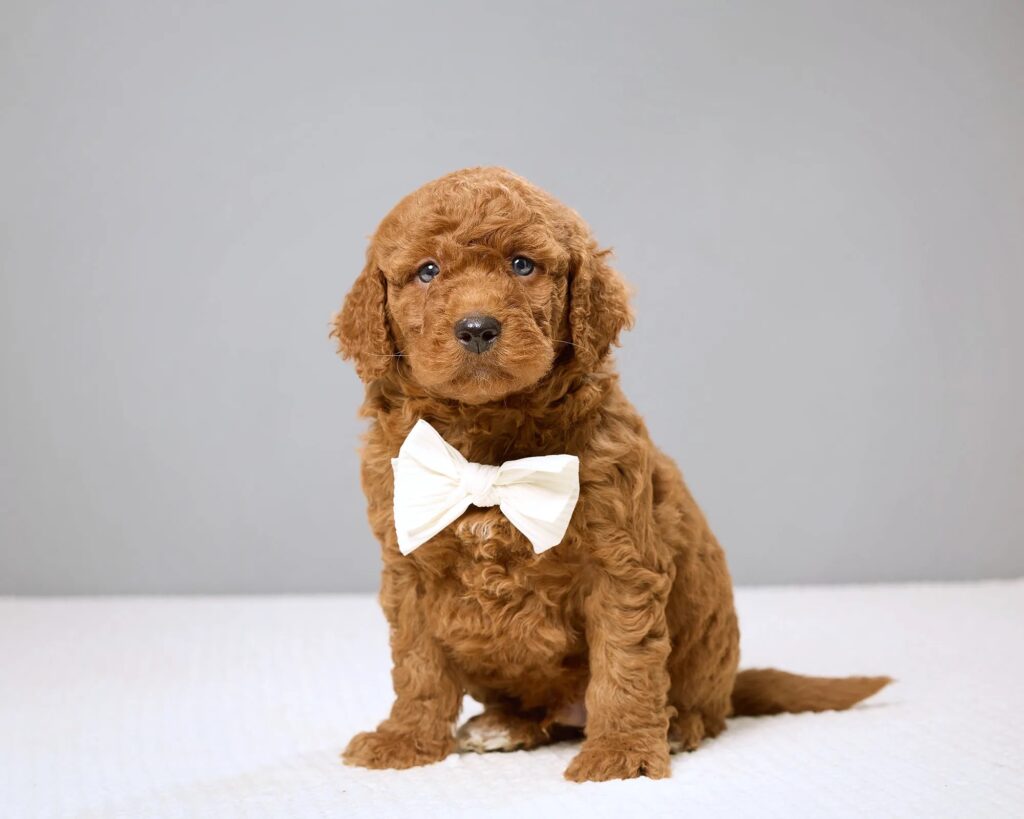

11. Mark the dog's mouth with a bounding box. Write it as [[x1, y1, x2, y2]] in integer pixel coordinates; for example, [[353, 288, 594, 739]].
[[408, 344, 554, 405], [454, 347, 510, 374], [433, 357, 522, 399]]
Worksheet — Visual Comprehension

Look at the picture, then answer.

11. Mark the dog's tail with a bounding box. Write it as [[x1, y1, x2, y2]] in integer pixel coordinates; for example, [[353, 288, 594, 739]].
[[731, 668, 891, 716]]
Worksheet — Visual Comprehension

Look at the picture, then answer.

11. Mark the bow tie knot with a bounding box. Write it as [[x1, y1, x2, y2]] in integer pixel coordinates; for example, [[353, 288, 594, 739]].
[[391, 420, 581, 555], [459, 462, 501, 507]]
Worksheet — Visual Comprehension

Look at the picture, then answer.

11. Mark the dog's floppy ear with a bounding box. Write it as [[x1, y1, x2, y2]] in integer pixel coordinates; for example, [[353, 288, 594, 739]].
[[567, 231, 634, 368], [331, 255, 395, 381]]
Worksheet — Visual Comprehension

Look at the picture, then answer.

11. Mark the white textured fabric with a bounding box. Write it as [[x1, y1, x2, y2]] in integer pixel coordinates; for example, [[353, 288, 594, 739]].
[[2, 581, 1023, 818], [391, 420, 580, 554]]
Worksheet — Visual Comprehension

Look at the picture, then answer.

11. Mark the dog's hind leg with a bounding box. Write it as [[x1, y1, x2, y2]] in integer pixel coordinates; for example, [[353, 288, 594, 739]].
[[664, 540, 741, 753]]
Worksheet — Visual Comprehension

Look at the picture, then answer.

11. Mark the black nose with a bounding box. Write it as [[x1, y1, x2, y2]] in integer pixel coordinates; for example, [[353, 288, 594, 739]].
[[454, 314, 502, 354]]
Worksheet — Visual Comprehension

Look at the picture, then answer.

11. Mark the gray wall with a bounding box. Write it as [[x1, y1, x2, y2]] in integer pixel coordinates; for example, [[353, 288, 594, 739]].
[[2, 0, 1022, 594]]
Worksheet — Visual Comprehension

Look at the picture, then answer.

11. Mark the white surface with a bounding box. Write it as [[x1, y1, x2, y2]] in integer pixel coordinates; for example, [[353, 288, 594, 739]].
[[2, 581, 1022, 818]]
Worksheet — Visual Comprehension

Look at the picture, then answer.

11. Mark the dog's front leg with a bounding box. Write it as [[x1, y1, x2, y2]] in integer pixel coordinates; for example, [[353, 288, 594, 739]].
[[343, 564, 461, 769], [565, 550, 674, 782]]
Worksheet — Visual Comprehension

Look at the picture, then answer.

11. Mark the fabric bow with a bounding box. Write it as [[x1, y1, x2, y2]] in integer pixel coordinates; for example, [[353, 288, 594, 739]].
[[391, 420, 580, 555]]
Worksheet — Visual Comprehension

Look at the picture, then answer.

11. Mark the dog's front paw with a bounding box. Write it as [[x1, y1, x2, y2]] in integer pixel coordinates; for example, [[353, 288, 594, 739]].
[[564, 736, 671, 782], [342, 729, 453, 770]]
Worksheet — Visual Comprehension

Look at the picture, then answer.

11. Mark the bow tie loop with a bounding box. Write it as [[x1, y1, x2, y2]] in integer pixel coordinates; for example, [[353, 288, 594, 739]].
[[459, 462, 501, 507], [391, 420, 580, 555]]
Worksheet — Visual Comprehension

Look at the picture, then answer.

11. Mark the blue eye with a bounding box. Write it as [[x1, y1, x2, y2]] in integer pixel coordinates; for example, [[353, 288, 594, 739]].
[[417, 262, 439, 283], [511, 256, 535, 276]]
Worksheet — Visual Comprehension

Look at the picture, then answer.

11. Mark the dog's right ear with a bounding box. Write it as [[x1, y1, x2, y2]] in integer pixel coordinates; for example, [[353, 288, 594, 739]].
[[330, 256, 395, 382]]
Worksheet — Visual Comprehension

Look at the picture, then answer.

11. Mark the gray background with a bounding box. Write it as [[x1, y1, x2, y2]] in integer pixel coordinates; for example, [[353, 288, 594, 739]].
[[2, 0, 1022, 594]]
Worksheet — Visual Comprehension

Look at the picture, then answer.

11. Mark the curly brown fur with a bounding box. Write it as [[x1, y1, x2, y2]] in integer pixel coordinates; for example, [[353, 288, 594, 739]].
[[332, 167, 889, 782]]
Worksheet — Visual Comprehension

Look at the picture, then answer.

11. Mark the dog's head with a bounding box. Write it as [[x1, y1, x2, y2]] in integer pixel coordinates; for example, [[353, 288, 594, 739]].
[[332, 167, 632, 404]]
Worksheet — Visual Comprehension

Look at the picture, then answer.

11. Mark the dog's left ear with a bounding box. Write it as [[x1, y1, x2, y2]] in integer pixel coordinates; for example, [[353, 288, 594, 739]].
[[566, 226, 634, 368], [330, 255, 395, 382]]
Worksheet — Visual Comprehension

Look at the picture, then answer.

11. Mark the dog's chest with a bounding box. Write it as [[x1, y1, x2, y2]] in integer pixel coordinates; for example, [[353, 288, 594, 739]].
[[422, 507, 584, 676]]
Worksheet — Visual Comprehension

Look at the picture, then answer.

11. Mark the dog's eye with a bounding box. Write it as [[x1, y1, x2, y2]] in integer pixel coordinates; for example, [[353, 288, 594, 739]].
[[416, 262, 440, 283], [511, 256, 535, 277]]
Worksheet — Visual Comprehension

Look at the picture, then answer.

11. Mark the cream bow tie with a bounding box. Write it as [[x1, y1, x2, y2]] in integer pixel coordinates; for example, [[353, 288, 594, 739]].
[[391, 420, 580, 555]]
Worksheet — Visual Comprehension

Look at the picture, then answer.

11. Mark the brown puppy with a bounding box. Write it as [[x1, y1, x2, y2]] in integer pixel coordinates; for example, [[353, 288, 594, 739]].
[[332, 167, 888, 782]]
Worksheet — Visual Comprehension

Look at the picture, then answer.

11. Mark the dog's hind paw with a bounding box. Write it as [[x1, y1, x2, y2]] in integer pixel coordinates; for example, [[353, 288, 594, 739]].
[[455, 710, 550, 753]]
